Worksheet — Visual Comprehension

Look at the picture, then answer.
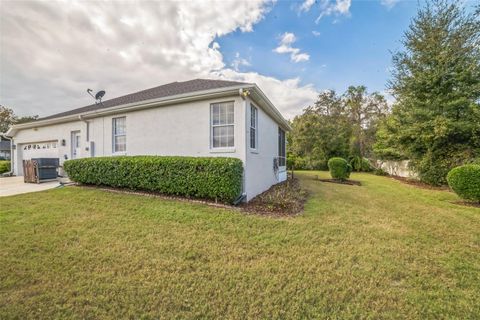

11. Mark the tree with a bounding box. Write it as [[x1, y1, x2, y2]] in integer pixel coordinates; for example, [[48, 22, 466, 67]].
[[0, 106, 16, 133], [0, 105, 38, 133], [342, 86, 388, 159], [288, 87, 388, 170], [377, 0, 480, 185]]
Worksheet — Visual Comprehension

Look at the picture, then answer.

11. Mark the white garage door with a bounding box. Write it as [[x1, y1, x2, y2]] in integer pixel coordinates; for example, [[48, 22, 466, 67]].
[[21, 141, 59, 160]]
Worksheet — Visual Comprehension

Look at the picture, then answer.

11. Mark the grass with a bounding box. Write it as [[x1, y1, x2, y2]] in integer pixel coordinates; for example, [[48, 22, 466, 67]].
[[0, 171, 479, 319]]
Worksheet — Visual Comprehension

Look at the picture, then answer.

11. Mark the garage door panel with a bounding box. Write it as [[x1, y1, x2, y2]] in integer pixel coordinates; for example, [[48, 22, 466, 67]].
[[21, 141, 59, 160]]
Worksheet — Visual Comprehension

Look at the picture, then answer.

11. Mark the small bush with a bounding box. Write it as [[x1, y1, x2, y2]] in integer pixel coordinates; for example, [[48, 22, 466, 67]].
[[349, 156, 373, 172], [0, 160, 10, 174], [64, 156, 243, 204], [328, 157, 351, 180], [447, 164, 480, 202]]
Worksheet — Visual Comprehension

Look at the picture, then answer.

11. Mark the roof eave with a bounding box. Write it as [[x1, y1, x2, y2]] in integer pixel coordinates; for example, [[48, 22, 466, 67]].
[[247, 85, 292, 131], [6, 84, 250, 136]]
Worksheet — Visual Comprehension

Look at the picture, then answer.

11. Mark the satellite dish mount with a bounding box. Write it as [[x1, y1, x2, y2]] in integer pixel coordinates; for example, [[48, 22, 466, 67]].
[[87, 88, 106, 106]]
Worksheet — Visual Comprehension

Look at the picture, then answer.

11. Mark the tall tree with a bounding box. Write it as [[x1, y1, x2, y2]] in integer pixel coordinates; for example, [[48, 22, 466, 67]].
[[289, 87, 388, 170], [378, 0, 480, 185], [289, 90, 351, 169], [342, 86, 388, 159]]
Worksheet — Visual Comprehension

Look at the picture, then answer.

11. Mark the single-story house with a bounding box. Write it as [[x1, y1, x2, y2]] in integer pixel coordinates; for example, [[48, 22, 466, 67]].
[[5, 79, 290, 201]]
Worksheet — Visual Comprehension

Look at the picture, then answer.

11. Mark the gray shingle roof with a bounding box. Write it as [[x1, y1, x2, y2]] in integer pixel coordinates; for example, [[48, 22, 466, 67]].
[[41, 79, 250, 120]]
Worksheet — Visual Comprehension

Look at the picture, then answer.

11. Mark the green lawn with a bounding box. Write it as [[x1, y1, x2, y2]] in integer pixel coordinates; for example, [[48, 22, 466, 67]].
[[1, 172, 479, 319]]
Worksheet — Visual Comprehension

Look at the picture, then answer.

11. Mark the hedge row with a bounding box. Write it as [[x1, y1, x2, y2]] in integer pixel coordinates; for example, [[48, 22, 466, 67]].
[[64, 156, 243, 203]]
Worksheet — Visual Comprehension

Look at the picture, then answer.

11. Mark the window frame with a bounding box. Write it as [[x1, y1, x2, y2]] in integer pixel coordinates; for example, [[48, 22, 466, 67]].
[[249, 104, 258, 151], [278, 127, 286, 167], [210, 101, 235, 150], [112, 116, 126, 154]]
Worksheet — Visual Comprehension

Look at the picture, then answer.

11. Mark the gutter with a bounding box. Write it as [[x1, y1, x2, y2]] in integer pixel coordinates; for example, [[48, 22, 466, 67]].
[[0, 133, 14, 176], [6, 85, 250, 136]]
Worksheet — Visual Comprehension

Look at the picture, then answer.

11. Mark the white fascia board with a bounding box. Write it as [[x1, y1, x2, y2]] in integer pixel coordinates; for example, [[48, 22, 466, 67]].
[[6, 84, 250, 136], [247, 85, 292, 131]]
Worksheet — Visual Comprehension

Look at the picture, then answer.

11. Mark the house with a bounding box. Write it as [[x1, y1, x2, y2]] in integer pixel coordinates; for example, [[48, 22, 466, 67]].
[[5, 79, 290, 201]]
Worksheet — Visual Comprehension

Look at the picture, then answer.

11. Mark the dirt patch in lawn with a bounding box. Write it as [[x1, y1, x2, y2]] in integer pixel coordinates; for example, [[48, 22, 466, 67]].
[[451, 200, 480, 208], [316, 178, 362, 186], [240, 177, 308, 217], [390, 176, 449, 191]]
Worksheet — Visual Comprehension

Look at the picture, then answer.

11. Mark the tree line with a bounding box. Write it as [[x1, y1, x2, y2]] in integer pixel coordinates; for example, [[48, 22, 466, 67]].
[[288, 0, 480, 185]]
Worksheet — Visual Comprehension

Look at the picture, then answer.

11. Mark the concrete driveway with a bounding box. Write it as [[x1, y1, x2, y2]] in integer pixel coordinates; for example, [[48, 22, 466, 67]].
[[0, 176, 61, 197]]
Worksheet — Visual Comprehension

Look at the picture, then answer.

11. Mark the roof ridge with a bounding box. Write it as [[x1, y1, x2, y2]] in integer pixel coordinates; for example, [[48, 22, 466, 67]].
[[39, 78, 250, 121]]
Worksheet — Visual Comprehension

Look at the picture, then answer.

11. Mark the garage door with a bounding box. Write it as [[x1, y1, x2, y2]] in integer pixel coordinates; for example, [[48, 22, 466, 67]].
[[21, 141, 59, 160]]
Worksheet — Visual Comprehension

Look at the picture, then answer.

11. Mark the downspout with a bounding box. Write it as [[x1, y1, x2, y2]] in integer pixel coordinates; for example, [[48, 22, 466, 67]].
[[0, 133, 14, 176], [237, 88, 250, 203]]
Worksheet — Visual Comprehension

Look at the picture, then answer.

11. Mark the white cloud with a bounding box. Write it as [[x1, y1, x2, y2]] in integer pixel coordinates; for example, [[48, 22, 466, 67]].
[[214, 69, 317, 119], [0, 0, 317, 119], [273, 32, 310, 63], [314, 0, 352, 23], [312, 30, 321, 36], [299, 0, 316, 13], [231, 52, 251, 71], [380, 0, 399, 9]]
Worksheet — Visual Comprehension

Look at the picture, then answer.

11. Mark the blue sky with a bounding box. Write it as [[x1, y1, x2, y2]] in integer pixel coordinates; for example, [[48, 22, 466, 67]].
[[2, 0, 451, 118], [218, 0, 419, 96]]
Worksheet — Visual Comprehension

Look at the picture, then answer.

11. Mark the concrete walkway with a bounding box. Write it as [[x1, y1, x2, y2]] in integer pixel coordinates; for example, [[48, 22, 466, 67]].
[[0, 176, 61, 197]]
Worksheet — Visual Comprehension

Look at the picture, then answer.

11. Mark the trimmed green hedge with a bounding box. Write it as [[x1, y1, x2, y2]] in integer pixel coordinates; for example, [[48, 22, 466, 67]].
[[328, 157, 351, 180], [64, 156, 243, 204], [447, 164, 480, 202], [0, 160, 10, 174]]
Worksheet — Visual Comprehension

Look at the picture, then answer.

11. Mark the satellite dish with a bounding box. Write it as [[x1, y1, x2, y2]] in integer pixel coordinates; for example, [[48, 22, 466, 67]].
[[95, 90, 106, 100], [86, 88, 106, 106]]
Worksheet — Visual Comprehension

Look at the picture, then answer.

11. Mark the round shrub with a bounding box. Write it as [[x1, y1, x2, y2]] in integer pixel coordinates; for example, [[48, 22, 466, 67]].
[[447, 164, 480, 202], [328, 157, 351, 180]]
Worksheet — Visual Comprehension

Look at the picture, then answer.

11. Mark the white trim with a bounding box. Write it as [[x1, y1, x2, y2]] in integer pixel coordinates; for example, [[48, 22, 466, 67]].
[[6, 85, 249, 136], [209, 148, 236, 153], [249, 103, 258, 151], [210, 101, 235, 149], [112, 116, 126, 154], [6, 83, 291, 136]]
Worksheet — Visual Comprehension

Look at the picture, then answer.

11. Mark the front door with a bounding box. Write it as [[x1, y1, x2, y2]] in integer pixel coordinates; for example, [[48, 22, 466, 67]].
[[71, 131, 81, 159]]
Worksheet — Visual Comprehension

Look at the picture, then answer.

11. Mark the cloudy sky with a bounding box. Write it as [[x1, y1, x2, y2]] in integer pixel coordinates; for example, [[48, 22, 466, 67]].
[[1, 0, 421, 119]]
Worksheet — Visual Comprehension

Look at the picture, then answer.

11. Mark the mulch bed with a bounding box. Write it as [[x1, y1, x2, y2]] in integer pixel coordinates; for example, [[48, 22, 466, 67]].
[[389, 176, 449, 191], [71, 179, 309, 217], [316, 178, 362, 186], [240, 177, 308, 217]]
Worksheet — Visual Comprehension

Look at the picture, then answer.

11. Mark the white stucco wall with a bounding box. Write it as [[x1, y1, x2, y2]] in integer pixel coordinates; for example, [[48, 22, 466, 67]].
[[244, 98, 287, 201], [11, 95, 286, 200]]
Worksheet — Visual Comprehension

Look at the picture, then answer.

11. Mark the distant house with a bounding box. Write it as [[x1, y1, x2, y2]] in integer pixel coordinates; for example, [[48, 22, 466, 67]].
[[6, 79, 290, 201], [0, 138, 11, 160]]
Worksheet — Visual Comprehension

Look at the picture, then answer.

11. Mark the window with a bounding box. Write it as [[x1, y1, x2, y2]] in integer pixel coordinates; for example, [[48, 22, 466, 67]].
[[250, 105, 257, 149], [278, 127, 286, 167], [112, 117, 126, 153], [211, 102, 234, 148]]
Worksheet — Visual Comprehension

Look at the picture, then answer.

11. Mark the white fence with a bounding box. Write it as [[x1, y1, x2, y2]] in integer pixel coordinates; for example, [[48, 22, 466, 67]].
[[377, 160, 418, 179]]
